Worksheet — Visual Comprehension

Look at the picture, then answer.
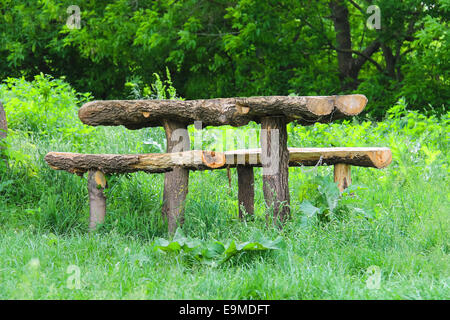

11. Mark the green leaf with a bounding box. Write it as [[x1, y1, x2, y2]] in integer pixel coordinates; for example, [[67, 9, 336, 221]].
[[299, 200, 320, 217], [152, 228, 283, 265]]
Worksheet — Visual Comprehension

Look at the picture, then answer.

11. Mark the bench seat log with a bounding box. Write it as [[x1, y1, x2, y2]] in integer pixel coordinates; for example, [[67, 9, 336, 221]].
[[46, 147, 391, 228], [45, 147, 392, 174], [78, 95, 368, 129]]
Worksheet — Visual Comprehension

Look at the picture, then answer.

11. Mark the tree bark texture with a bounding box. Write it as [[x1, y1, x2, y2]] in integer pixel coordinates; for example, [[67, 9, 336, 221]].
[[78, 95, 368, 129], [45, 147, 392, 174], [237, 166, 254, 219], [260, 116, 290, 224], [162, 119, 190, 233]]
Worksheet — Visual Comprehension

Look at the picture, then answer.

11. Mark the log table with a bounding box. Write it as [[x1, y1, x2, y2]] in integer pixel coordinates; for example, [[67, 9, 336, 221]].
[[76, 94, 368, 231]]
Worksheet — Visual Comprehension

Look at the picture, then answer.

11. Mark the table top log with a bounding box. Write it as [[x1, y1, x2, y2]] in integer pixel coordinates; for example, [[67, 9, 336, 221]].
[[78, 95, 368, 129], [45, 147, 391, 175]]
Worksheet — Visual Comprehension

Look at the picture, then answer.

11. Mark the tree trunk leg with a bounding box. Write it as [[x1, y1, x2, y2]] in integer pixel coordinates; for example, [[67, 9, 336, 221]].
[[260, 116, 290, 224], [162, 119, 190, 233], [87, 170, 107, 231], [334, 164, 351, 192], [237, 166, 254, 219]]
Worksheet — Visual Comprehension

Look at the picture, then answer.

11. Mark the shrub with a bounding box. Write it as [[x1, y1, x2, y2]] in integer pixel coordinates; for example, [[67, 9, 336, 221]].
[[0, 74, 93, 140]]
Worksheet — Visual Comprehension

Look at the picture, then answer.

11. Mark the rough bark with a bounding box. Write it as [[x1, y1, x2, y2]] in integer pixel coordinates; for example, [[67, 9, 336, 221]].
[[260, 116, 290, 224], [286, 147, 392, 168], [225, 147, 392, 169], [330, 0, 354, 82], [78, 95, 368, 129], [334, 163, 352, 192], [237, 166, 254, 219], [45, 147, 392, 174], [87, 170, 107, 231], [329, 1, 381, 89], [162, 119, 190, 234]]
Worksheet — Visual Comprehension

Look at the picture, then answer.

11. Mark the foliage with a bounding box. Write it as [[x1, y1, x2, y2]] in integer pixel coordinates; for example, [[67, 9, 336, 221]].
[[125, 68, 180, 100], [0, 88, 447, 297], [1, 0, 448, 115], [0, 74, 93, 142], [153, 228, 284, 266], [0, 9, 448, 298]]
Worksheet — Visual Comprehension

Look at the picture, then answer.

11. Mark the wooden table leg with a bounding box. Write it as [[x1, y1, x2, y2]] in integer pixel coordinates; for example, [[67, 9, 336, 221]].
[[162, 119, 190, 233], [260, 116, 290, 224], [237, 166, 254, 219]]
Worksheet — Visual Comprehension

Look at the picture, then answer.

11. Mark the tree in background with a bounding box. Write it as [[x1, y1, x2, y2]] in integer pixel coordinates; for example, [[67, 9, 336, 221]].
[[0, 0, 448, 116]]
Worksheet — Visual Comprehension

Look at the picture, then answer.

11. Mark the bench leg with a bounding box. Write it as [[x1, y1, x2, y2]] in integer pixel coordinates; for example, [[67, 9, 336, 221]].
[[87, 170, 107, 231], [162, 119, 190, 233], [260, 116, 290, 224], [237, 166, 254, 219], [334, 164, 352, 192]]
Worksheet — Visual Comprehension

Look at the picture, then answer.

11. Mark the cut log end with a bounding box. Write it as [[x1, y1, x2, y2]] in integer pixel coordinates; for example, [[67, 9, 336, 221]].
[[201, 151, 226, 168], [369, 148, 393, 168], [334, 94, 368, 116], [306, 97, 334, 116]]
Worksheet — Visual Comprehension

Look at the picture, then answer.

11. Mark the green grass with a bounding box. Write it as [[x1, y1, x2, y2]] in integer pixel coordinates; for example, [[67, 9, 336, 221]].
[[0, 122, 448, 299], [0, 77, 448, 299]]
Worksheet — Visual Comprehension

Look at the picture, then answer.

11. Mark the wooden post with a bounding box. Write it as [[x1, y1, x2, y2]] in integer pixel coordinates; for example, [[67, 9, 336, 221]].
[[334, 164, 351, 192], [237, 166, 254, 219], [0, 102, 7, 167], [162, 119, 190, 233], [260, 116, 290, 224], [87, 170, 107, 231]]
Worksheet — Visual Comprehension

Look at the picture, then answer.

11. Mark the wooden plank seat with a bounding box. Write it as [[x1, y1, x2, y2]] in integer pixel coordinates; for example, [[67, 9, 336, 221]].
[[45, 147, 392, 230]]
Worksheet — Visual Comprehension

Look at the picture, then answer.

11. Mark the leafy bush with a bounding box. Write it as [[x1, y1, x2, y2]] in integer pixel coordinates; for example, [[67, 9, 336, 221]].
[[0, 74, 92, 139]]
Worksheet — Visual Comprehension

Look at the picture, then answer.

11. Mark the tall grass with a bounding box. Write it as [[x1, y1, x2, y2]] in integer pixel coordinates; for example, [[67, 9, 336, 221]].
[[0, 76, 448, 299]]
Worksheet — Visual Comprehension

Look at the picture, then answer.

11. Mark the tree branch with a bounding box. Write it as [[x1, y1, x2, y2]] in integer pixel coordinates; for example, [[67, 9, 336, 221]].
[[347, 0, 365, 15]]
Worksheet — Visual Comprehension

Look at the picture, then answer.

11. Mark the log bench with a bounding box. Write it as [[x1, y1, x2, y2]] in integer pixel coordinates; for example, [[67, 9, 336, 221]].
[[45, 147, 392, 230]]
